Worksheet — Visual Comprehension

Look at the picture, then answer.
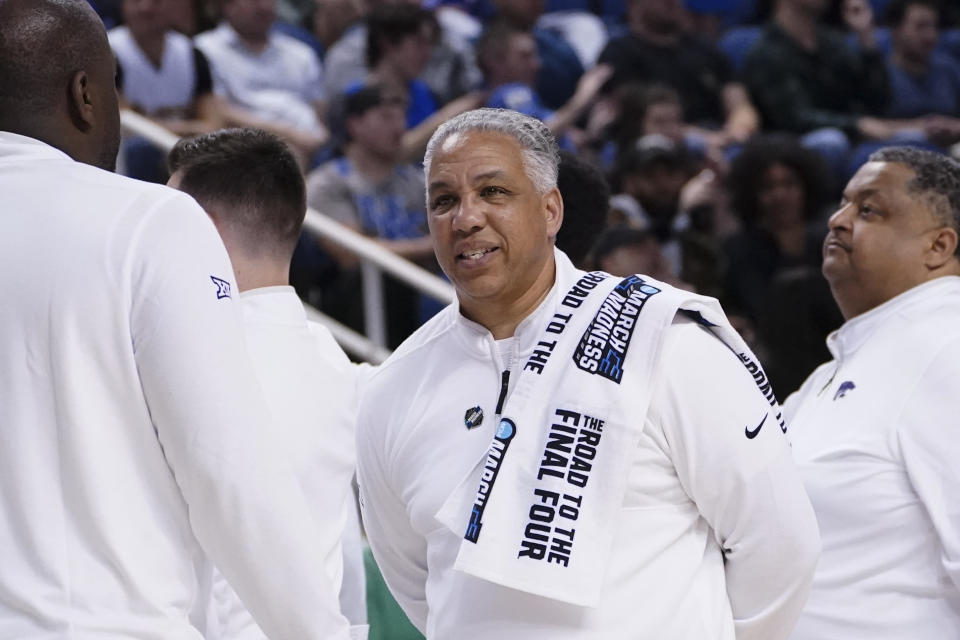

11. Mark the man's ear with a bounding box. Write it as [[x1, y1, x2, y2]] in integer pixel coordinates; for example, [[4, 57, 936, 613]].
[[926, 225, 959, 271], [68, 70, 95, 131], [543, 186, 564, 239]]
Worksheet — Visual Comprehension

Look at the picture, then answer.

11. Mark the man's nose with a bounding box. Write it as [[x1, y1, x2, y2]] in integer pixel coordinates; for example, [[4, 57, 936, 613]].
[[452, 195, 486, 232], [828, 202, 853, 230]]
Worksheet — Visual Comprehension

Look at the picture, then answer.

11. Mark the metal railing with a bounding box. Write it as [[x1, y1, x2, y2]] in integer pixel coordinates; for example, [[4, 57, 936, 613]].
[[120, 110, 455, 364]]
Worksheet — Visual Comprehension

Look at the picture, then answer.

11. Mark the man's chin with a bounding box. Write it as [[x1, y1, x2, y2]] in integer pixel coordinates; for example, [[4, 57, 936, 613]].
[[821, 257, 847, 284]]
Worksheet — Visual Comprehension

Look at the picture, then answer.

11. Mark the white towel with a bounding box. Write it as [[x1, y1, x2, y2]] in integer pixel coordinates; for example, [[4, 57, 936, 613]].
[[436, 272, 761, 607]]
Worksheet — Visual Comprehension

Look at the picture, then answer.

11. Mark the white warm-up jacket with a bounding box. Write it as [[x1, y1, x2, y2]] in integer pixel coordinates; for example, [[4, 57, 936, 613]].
[[787, 276, 960, 639], [357, 249, 820, 640], [0, 133, 350, 640]]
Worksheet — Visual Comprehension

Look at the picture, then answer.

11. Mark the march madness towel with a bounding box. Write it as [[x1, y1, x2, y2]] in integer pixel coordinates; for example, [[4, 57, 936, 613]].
[[436, 270, 756, 607]]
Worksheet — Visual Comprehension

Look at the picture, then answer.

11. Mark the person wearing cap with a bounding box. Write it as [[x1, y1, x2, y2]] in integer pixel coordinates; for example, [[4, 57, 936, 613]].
[[305, 83, 436, 346], [786, 147, 960, 639]]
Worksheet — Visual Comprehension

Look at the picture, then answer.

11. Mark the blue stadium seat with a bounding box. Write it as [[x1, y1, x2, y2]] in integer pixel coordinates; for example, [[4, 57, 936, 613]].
[[844, 27, 892, 54], [718, 25, 762, 73], [273, 21, 324, 59]]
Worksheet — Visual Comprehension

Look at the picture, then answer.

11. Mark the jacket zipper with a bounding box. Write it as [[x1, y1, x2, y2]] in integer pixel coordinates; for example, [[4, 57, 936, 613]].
[[495, 369, 510, 416]]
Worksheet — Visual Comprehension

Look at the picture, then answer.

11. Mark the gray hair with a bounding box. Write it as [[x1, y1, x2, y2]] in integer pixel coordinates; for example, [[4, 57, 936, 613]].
[[869, 146, 960, 255], [423, 108, 560, 194]]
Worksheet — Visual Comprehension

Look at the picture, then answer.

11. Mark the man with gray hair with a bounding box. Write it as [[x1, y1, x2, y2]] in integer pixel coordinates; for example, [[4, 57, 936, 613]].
[[356, 108, 820, 639], [786, 147, 960, 639]]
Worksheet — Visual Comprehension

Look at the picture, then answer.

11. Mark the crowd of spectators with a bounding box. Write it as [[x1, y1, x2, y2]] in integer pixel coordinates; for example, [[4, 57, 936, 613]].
[[97, 0, 960, 393]]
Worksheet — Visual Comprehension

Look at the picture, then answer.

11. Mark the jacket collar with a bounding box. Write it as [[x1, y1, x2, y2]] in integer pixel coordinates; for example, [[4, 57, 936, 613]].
[[239, 286, 306, 325], [448, 248, 581, 361], [0, 132, 72, 163], [827, 276, 960, 360]]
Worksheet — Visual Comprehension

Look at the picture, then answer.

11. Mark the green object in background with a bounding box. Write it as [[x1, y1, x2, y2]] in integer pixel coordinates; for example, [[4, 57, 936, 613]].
[[365, 547, 425, 640]]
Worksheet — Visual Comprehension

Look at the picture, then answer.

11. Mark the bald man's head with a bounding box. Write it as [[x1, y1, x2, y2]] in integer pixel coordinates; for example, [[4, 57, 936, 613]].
[[0, 0, 121, 170]]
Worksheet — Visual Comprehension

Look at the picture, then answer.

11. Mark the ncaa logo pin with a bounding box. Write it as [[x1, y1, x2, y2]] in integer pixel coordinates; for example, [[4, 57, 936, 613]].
[[464, 406, 484, 430]]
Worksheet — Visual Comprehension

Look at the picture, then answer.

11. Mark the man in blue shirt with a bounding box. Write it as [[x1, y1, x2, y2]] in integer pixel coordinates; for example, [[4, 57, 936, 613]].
[[883, 0, 960, 145]]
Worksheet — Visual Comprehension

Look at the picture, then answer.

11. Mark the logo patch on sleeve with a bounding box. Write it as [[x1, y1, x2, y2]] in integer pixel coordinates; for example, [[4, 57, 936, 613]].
[[573, 275, 660, 383], [210, 275, 232, 300], [833, 380, 856, 400]]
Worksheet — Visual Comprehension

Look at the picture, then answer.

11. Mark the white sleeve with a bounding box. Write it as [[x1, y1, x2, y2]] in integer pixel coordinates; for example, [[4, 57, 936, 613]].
[[650, 318, 821, 640], [355, 383, 430, 632], [898, 337, 960, 593], [129, 193, 350, 640]]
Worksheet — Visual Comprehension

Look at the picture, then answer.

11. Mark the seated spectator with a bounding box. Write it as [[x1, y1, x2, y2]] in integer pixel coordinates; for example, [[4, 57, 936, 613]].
[[364, 4, 440, 129], [195, 0, 328, 158], [418, 4, 484, 106], [636, 84, 687, 147], [475, 20, 611, 144], [323, 0, 482, 108], [742, 0, 936, 181], [599, 0, 759, 151], [110, 0, 225, 182], [358, 3, 482, 162], [491, 0, 584, 109], [723, 135, 843, 395], [592, 83, 722, 170], [312, 0, 364, 59], [883, 0, 960, 142], [590, 225, 691, 289], [609, 136, 693, 238], [304, 84, 436, 347], [110, 5, 213, 112]]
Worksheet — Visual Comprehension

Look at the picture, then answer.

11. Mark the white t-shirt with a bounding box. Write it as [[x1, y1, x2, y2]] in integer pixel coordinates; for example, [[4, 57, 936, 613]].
[[0, 133, 349, 640], [207, 286, 367, 639], [356, 249, 820, 639], [195, 23, 324, 133], [109, 26, 198, 116], [786, 276, 960, 639]]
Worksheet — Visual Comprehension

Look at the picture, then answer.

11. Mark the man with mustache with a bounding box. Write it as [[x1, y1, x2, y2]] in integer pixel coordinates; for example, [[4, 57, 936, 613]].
[[786, 147, 960, 639], [356, 108, 820, 639]]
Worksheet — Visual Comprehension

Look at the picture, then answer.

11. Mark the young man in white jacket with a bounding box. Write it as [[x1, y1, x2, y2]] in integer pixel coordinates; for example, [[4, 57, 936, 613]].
[[786, 147, 960, 639], [0, 3, 350, 638], [356, 108, 821, 639], [167, 128, 368, 640]]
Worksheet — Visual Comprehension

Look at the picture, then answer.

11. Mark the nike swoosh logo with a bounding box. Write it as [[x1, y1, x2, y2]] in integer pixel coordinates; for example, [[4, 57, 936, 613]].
[[745, 414, 768, 439]]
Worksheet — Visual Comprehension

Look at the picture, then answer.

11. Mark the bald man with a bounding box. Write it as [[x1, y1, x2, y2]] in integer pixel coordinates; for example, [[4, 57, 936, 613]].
[[0, 1, 350, 639]]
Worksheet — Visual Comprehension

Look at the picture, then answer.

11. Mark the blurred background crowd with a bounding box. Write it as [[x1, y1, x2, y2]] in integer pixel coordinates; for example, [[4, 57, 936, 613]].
[[92, 0, 960, 397]]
